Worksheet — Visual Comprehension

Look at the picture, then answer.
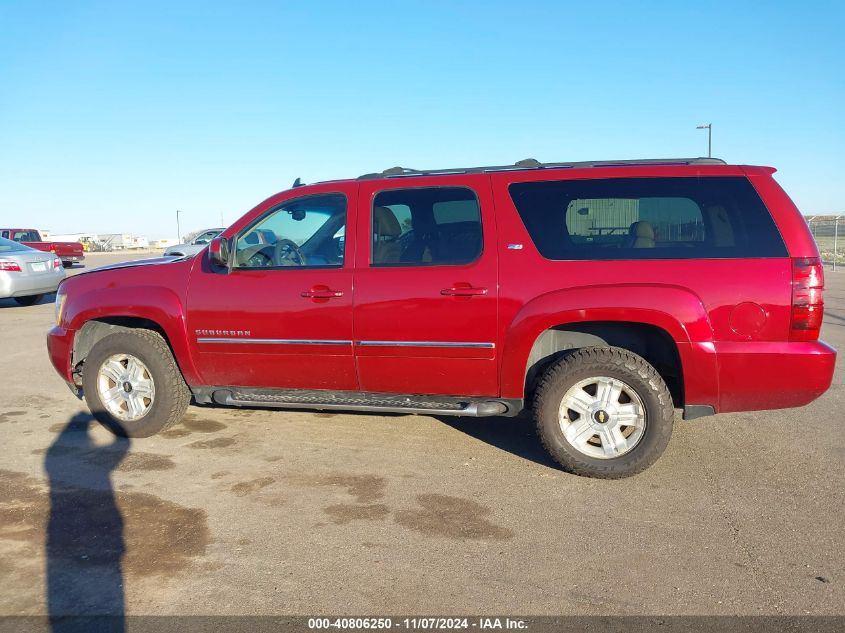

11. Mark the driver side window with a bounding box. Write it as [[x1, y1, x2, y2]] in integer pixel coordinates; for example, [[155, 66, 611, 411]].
[[234, 193, 347, 269]]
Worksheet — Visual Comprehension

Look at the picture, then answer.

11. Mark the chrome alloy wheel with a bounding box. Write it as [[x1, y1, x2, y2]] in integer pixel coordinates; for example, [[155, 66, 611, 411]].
[[558, 376, 646, 459], [96, 353, 156, 422]]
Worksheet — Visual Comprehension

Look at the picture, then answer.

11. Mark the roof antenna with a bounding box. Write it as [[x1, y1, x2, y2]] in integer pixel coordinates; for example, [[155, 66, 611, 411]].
[[292, 177, 303, 188], [515, 158, 541, 168]]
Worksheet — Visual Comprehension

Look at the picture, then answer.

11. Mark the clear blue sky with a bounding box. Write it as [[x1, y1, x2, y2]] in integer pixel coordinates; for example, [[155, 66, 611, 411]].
[[1, 1, 843, 238]]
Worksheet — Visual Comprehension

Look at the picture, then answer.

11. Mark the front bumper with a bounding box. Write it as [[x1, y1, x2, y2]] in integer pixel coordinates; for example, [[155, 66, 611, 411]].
[[47, 326, 77, 391], [716, 340, 836, 412]]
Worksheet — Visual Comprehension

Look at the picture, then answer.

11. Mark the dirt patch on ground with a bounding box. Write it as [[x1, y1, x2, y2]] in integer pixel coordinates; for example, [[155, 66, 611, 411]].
[[230, 477, 275, 496], [183, 418, 227, 433], [159, 415, 226, 438], [188, 437, 236, 450], [305, 474, 386, 503], [0, 469, 211, 578], [324, 503, 390, 525], [0, 411, 27, 424], [112, 452, 175, 472], [394, 494, 513, 541]]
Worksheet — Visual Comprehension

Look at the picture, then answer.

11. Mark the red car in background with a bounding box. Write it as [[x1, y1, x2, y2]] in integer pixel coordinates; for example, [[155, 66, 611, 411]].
[[0, 228, 84, 268]]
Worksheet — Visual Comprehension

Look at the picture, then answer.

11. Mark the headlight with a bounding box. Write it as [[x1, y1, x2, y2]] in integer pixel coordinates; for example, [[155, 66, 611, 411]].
[[55, 291, 67, 326]]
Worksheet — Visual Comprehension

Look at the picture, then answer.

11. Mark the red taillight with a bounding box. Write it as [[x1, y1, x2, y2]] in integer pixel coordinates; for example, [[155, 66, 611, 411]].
[[790, 257, 824, 341], [53, 258, 62, 270], [0, 260, 22, 272]]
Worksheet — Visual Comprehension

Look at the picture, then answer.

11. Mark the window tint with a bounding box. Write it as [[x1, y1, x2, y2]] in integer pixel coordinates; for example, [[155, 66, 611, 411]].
[[234, 193, 346, 269], [371, 187, 483, 266], [509, 177, 786, 260]]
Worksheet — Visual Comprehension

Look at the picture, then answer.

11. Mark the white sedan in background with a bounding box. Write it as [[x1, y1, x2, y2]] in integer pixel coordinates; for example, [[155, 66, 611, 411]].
[[164, 227, 226, 257], [0, 237, 65, 306]]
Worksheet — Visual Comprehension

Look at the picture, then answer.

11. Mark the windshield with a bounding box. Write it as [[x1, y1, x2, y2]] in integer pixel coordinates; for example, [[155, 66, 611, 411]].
[[0, 237, 30, 253], [193, 230, 221, 244]]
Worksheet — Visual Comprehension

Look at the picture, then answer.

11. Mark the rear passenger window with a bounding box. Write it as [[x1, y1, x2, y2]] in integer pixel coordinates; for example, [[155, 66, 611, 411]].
[[372, 187, 483, 266], [509, 177, 786, 260]]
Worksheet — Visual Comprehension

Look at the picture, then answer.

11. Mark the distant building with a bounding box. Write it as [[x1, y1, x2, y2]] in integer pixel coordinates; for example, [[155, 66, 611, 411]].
[[150, 238, 179, 248]]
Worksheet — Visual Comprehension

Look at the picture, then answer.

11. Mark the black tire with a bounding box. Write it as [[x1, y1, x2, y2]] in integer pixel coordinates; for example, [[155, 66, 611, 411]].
[[62, 261, 73, 268], [13, 294, 43, 306], [533, 346, 674, 479], [82, 329, 190, 437]]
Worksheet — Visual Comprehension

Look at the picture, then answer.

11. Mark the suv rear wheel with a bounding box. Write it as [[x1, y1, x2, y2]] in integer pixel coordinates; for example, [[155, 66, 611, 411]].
[[533, 346, 673, 478], [82, 329, 190, 437]]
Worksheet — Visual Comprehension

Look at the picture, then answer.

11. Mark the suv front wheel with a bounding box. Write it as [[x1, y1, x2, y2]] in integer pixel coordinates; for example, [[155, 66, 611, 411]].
[[82, 329, 191, 437], [533, 347, 674, 478]]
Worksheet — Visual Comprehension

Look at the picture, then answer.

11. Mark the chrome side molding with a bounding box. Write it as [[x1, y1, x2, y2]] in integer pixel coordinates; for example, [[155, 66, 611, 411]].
[[356, 341, 495, 349]]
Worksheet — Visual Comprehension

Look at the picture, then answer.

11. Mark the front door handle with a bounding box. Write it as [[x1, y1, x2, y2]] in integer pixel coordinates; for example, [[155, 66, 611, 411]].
[[301, 285, 344, 299], [441, 285, 488, 297]]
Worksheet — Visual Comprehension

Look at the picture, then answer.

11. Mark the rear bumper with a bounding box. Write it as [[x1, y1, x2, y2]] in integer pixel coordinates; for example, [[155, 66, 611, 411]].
[[716, 340, 836, 412], [60, 254, 84, 262], [47, 326, 76, 385]]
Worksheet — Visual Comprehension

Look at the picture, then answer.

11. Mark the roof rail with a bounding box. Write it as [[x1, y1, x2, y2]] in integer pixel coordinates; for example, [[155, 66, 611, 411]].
[[358, 157, 726, 180]]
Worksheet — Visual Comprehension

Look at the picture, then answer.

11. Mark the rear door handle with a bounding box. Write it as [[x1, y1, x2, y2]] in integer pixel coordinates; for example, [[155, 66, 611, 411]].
[[441, 286, 488, 297], [301, 286, 344, 299]]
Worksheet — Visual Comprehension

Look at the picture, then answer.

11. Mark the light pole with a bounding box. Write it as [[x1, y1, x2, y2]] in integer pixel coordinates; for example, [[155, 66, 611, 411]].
[[176, 210, 182, 243], [696, 123, 712, 157]]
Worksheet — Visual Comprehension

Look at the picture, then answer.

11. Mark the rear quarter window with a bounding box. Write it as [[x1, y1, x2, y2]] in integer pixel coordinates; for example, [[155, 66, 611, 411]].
[[508, 176, 787, 260]]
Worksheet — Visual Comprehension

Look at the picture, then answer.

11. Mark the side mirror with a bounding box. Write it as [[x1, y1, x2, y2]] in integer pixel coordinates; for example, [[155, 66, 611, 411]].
[[195, 239, 209, 245], [208, 236, 230, 268]]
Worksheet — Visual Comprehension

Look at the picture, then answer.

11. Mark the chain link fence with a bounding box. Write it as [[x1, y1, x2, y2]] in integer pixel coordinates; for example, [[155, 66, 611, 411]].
[[806, 215, 843, 271]]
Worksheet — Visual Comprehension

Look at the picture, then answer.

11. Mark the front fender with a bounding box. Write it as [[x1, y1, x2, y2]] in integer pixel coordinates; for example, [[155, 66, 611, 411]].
[[64, 285, 202, 386], [500, 284, 719, 404]]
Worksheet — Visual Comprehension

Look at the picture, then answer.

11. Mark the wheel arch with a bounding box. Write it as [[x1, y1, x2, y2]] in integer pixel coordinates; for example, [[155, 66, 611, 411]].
[[523, 321, 684, 408], [500, 284, 718, 406], [66, 286, 201, 386]]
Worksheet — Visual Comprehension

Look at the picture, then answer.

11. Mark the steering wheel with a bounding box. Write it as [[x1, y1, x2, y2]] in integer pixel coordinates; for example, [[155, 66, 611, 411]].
[[242, 247, 273, 268], [273, 238, 306, 266]]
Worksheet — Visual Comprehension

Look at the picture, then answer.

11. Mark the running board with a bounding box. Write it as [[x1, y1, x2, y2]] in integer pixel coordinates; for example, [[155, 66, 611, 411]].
[[193, 387, 521, 417]]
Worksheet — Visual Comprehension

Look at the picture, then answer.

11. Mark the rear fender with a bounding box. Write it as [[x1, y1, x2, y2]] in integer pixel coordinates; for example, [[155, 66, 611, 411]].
[[501, 284, 719, 405]]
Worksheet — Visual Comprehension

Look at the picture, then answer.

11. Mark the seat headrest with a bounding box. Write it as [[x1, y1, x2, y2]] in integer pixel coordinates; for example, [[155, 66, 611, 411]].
[[374, 206, 401, 238], [630, 221, 655, 240]]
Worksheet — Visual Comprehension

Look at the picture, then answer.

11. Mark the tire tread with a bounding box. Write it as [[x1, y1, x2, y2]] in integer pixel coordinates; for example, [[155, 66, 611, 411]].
[[533, 346, 674, 479], [83, 328, 190, 437]]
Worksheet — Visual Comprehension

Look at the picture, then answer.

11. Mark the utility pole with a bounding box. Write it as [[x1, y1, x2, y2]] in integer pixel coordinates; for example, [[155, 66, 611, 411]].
[[696, 123, 712, 157], [176, 209, 182, 243]]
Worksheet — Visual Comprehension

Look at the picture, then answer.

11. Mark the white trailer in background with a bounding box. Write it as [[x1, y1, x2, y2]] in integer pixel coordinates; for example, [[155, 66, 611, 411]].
[[97, 234, 150, 250]]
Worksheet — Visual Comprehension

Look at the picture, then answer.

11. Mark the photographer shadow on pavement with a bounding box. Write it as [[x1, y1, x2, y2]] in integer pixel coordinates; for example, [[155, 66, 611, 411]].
[[434, 413, 559, 469], [45, 413, 128, 633]]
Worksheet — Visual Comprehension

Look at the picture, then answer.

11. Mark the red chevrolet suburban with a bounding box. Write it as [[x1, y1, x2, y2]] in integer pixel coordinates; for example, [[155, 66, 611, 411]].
[[46, 158, 836, 478]]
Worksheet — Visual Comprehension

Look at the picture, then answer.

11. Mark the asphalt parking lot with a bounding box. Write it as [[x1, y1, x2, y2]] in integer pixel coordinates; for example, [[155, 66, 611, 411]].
[[0, 252, 843, 617]]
